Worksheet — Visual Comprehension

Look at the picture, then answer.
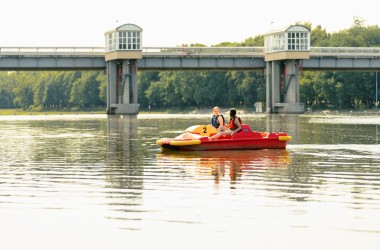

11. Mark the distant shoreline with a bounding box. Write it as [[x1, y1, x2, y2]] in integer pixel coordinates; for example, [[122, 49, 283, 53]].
[[0, 108, 252, 116], [0, 109, 104, 116], [1, 108, 379, 116]]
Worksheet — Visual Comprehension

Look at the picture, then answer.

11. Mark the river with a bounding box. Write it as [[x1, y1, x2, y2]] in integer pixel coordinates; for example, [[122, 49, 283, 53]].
[[0, 113, 379, 250]]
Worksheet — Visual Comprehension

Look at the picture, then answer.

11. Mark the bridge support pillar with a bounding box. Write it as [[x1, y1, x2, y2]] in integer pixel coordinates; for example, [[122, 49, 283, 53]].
[[266, 60, 304, 114], [104, 23, 142, 115], [106, 60, 139, 115]]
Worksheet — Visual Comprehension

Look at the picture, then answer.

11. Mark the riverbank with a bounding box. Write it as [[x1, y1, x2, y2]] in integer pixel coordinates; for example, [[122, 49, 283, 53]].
[[1, 108, 379, 116], [0, 108, 253, 116], [0, 109, 104, 116], [141, 107, 253, 115]]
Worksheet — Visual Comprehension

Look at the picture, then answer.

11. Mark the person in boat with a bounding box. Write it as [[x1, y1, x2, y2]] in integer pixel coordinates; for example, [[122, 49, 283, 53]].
[[210, 106, 225, 129], [209, 108, 242, 140]]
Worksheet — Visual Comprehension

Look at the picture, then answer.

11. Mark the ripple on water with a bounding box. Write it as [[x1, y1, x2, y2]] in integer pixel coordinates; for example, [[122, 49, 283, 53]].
[[1, 114, 380, 250]]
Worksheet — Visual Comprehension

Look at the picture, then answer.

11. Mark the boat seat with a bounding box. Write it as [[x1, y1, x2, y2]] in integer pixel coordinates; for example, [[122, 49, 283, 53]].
[[184, 124, 217, 137]]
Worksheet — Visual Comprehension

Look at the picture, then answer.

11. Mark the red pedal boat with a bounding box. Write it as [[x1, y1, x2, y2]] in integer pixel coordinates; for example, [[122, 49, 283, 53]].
[[156, 124, 292, 151]]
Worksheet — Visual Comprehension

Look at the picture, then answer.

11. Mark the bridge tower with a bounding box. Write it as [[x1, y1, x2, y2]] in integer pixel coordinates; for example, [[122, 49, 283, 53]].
[[264, 25, 310, 113], [104, 23, 142, 115]]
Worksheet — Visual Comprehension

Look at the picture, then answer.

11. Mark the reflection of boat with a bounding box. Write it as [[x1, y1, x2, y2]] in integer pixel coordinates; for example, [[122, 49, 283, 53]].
[[156, 124, 292, 151], [156, 149, 291, 181], [157, 149, 291, 167]]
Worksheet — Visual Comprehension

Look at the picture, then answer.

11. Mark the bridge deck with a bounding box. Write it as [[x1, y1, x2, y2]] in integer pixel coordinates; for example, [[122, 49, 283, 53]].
[[0, 47, 380, 70]]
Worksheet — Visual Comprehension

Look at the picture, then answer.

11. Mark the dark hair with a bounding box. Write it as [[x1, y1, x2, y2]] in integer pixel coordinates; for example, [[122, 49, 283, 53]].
[[229, 108, 236, 117]]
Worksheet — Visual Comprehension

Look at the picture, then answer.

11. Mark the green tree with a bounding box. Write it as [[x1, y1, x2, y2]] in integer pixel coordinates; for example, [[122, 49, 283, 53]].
[[0, 72, 15, 108], [97, 71, 107, 105], [144, 80, 167, 108], [310, 25, 330, 46], [238, 71, 265, 106], [138, 72, 160, 108], [43, 78, 61, 108], [70, 72, 102, 108], [12, 72, 34, 110], [240, 35, 264, 46]]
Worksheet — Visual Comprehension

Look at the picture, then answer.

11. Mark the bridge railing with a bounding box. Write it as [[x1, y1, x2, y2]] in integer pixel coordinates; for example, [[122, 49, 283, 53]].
[[0, 47, 105, 58], [310, 47, 380, 58], [142, 47, 265, 57], [1, 46, 380, 59], [143, 47, 380, 58]]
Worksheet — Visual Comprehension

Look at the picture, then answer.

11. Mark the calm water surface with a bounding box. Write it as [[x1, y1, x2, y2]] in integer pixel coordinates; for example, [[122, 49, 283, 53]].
[[1, 113, 380, 250]]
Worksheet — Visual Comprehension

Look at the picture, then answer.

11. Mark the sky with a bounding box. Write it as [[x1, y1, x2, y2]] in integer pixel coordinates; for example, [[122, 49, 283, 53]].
[[0, 0, 378, 48]]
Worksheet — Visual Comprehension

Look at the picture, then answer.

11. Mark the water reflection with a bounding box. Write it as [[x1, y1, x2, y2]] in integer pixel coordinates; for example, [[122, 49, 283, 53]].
[[107, 115, 139, 166], [1, 114, 380, 250], [265, 114, 301, 144], [156, 149, 291, 185], [105, 115, 144, 229]]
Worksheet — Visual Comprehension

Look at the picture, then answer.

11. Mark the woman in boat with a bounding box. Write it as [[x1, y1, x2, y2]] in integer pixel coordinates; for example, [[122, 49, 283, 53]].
[[210, 106, 225, 128], [209, 108, 242, 140]]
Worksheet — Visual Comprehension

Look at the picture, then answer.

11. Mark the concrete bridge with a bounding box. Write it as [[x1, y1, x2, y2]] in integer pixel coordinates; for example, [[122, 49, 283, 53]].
[[1, 24, 379, 114], [1, 46, 380, 71]]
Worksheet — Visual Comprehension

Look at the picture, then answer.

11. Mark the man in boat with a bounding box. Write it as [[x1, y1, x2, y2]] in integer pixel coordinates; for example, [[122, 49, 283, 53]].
[[210, 106, 225, 129], [209, 108, 242, 140]]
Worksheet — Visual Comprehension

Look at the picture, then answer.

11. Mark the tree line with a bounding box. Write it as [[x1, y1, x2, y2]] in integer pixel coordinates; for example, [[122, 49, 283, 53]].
[[0, 17, 379, 111], [0, 71, 107, 111]]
